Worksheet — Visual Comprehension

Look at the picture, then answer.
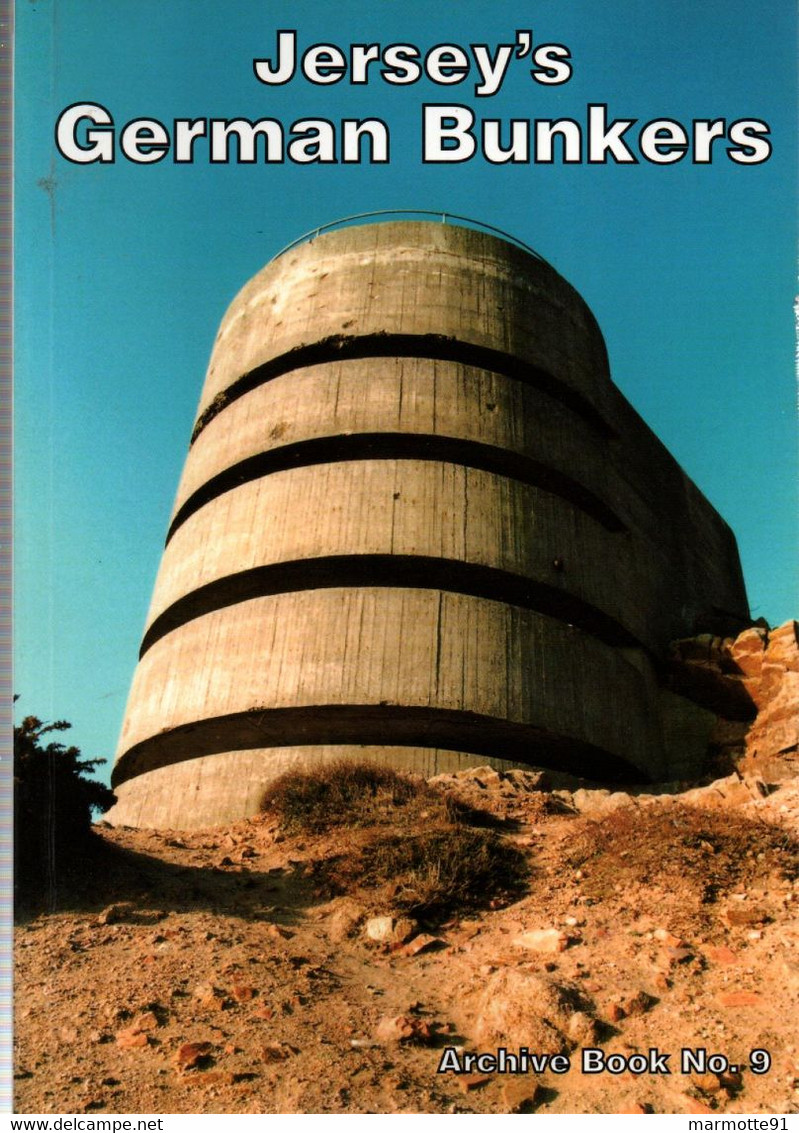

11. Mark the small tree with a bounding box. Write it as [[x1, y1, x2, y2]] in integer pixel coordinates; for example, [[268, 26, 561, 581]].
[[14, 715, 116, 893]]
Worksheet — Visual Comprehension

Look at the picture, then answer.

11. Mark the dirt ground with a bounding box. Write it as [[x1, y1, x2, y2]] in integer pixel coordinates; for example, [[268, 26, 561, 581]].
[[13, 768, 799, 1115]]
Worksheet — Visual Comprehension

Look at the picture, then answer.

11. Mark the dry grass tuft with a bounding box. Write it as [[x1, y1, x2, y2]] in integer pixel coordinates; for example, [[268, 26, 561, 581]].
[[262, 759, 529, 920], [321, 826, 529, 920], [561, 802, 797, 933], [260, 759, 456, 834]]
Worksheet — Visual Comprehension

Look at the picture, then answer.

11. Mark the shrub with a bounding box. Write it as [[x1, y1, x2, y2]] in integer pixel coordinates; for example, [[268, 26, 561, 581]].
[[263, 759, 529, 920], [332, 825, 530, 920], [14, 715, 116, 898], [261, 758, 444, 833]]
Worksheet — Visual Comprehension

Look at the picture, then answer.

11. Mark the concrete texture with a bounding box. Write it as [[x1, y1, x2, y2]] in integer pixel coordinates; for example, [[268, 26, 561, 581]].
[[110, 220, 750, 827], [115, 587, 665, 784], [195, 222, 615, 427], [147, 460, 638, 647]]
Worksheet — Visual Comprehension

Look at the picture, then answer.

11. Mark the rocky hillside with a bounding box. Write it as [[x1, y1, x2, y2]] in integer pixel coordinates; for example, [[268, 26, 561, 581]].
[[14, 622, 799, 1115], [14, 767, 799, 1115]]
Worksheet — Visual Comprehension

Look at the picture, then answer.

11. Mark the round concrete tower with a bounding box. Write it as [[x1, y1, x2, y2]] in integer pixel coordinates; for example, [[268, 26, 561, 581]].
[[109, 218, 749, 828]]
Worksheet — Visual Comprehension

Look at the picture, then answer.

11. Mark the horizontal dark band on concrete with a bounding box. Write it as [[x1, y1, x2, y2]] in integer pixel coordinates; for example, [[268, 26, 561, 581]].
[[167, 432, 627, 545], [191, 333, 616, 444], [112, 703, 643, 790], [139, 555, 641, 659]]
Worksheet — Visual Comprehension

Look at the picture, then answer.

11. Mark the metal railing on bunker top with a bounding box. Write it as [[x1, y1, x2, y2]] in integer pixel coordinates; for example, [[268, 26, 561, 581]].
[[270, 209, 553, 266]]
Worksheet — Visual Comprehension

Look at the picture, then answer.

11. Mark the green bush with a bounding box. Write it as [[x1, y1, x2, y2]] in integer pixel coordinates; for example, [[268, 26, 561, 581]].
[[14, 715, 116, 896]]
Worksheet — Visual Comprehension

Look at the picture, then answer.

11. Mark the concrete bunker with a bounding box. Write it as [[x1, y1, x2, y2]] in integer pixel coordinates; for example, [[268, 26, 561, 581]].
[[107, 217, 750, 828]]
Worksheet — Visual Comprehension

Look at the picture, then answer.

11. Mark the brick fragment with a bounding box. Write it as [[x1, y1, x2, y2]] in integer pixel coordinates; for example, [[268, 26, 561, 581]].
[[502, 1076, 542, 1113], [175, 1041, 213, 1070], [457, 1073, 492, 1093], [705, 945, 738, 965], [402, 933, 446, 956], [717, 991, 760, 1007]]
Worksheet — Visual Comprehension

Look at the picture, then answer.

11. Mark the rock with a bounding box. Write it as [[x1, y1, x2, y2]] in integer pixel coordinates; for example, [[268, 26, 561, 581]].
[[182, 1071, 235, 1089], [503, 769, 551, 792], [324, 899, 366, 942], [682, 775, 759, 811], [365, 915, 418, 945], [201, 993, 227, 1010], [571, 788, 609, 813], [729, 628, 768, 678], [766, 620, 799, 668], [654, 929, 684, 948], [474, 969, 577, 1052], [134, 1011, 159, 1032], [759, 664, 786, 705], [722, 904, 768, 926], [374, 1016, 413, 1045], [175, 1041, 213, 1070], [780, 958, 799, 991], [193, 983, 228, 1010], [710, 717, 750, 753], [743, 624, 799, 765], [97, 902, 135, 926], [719, 1068, 743, 1092], [460, 766, 503, 787], [365, 915, 394, 942], [259, 1042, 296, 1062], [619, 990, 654, 1016], [502, 1076, 542, 1113], [402, 933, 445, 956], [672, 633, 726, 666], [666, 638, 756, 718], [231, 985, 255, 1003], [513, 928, 569, 953], [389, 916, 418, 944], [566, 1011, 598, 1045], [115, 1028, 149, 1050], [666, 947, 694, 965], [267, 924, 293, 940], [691, 1072, 722, 1095], [618, 1103, 648, 1114], [374, 1015, 434, 1045]]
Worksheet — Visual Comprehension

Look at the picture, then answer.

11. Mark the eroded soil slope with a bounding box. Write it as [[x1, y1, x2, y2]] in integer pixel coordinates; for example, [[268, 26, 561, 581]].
[[14, 769, 799, 1115]]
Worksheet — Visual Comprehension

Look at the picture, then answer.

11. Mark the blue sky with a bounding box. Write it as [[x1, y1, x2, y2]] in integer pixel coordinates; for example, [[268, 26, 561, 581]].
[[14, 0, 798, 781]]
